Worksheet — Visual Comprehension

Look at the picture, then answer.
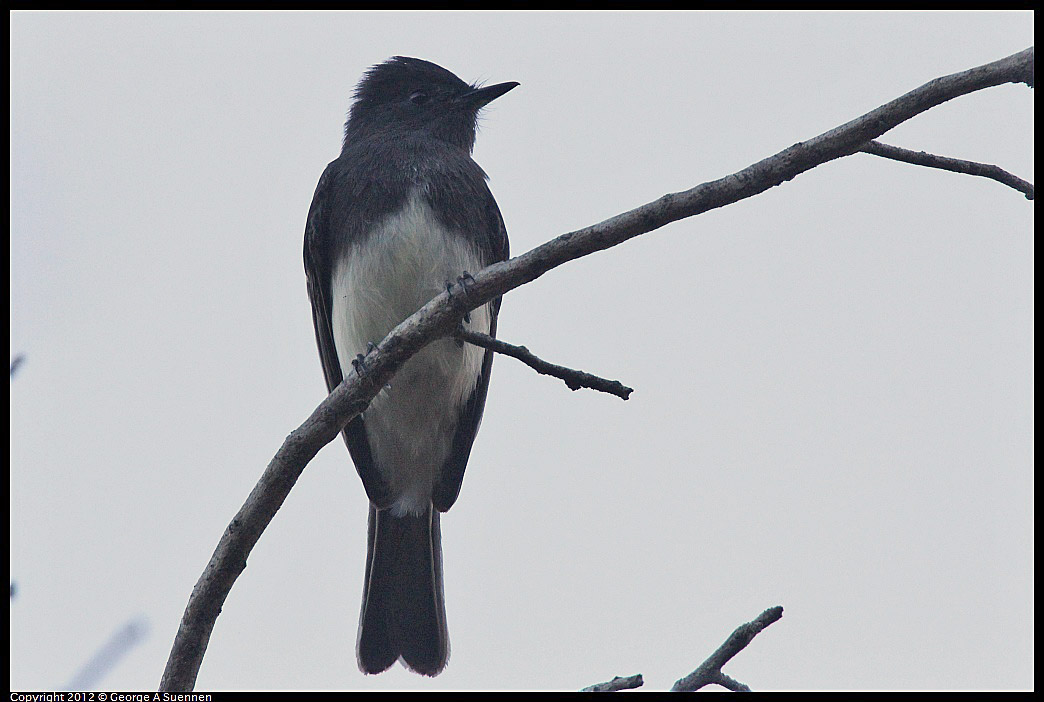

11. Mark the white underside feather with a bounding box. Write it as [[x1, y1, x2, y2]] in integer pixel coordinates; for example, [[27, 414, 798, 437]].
[[331, 190, 490, 516]]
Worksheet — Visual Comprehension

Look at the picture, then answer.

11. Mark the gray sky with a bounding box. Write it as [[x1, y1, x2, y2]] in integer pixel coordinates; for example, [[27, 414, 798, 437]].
[[10, 11, 1033, 691]]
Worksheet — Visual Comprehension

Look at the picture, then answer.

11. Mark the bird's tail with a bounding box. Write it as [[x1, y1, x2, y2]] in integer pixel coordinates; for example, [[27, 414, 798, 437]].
[[356, 503, 449, 676]]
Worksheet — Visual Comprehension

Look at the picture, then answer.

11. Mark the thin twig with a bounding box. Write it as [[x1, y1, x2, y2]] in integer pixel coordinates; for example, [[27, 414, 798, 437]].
[[580, 673, 645, 692], [64, 617, 150, 691], [456, 328, 633, 400], [862, 140, 1034, 199], [670, 606, 784, 692], [717, 672, 752, 692]]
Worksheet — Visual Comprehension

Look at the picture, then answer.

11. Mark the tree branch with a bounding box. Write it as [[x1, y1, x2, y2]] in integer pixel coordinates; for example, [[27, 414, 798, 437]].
[[670, 606, 784, 692], [64, 616, 149, 691], [159, 46, 1033, 692], [580, 673, 644, 692], [455, 328, 633, 400], [861, 139, 1034, 199], [580, 606, 783, 692]]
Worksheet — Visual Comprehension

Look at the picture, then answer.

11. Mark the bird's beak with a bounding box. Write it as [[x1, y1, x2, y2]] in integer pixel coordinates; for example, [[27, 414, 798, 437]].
[[459, 81, 520, 108]]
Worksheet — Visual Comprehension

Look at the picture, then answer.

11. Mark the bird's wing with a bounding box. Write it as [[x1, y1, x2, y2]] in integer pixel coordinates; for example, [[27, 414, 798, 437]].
[[304, 161, 391, 507], [432, 179, 509, 512]]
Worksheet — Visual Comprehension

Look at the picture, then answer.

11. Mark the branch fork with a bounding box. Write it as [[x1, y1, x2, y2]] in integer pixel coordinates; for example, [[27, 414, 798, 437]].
[[160, 47, 1032, 692]]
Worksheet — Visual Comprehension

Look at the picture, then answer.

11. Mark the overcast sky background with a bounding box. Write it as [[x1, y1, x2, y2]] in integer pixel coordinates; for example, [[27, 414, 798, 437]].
[[10, 11, 1033, 692]]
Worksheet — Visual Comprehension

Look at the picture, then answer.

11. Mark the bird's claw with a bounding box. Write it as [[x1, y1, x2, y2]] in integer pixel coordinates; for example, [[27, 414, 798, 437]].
[[446, 271, 476, 297], [446, 271, 476, 323], [351, 353, 367, 375]]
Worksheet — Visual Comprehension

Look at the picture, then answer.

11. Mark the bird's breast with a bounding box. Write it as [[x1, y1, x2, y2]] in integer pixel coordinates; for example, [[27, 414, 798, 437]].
[[329, 189, 491, 515]]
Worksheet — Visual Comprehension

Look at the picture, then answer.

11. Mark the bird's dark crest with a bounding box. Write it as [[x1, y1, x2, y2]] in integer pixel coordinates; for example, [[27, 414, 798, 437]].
[[353, 56, 469, 108]]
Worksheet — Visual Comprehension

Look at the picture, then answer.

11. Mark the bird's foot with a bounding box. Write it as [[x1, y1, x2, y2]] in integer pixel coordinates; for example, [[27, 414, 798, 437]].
[[445, 271, 477, 323]]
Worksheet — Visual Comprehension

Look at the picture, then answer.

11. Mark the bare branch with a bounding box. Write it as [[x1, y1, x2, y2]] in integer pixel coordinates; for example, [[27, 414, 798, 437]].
[[580, 673, 645, 692], [64, 616, 149, 691], [861, 140, 1034, 199], [670, 606, 784, 692], [456, 328, 633, 400], [159, 47, 1032, 692], [159, 375, 382, 691], [716, 672, 753, 692]]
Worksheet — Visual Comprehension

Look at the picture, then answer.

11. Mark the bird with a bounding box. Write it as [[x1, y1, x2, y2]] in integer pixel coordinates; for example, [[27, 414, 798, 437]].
[[303, 56, 516, 676]]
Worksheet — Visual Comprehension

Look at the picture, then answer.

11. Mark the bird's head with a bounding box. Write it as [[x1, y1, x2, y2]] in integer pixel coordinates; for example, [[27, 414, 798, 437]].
[[344, 56, 518, 153]]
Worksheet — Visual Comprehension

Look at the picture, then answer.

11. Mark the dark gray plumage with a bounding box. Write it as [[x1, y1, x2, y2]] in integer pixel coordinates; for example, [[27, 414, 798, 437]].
[[303, 57, 515, 676]]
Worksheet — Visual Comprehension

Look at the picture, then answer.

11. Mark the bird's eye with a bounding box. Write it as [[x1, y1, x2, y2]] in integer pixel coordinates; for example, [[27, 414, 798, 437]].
[[409, 91, 430, 105]]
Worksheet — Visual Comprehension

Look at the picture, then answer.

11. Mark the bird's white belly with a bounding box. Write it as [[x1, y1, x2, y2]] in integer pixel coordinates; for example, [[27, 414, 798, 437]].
[[330, 191, 490, 516]]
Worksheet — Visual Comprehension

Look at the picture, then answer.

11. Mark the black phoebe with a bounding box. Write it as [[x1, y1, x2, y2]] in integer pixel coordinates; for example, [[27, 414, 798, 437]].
[[303, 57, 516, 676]]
